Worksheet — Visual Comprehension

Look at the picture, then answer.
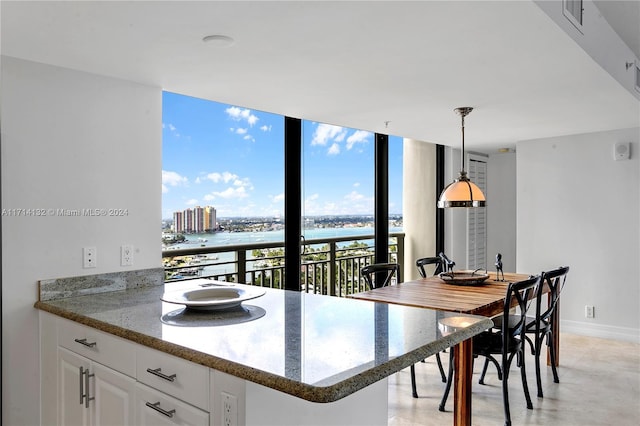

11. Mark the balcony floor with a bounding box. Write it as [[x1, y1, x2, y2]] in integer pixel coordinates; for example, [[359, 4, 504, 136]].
[[389, 333, 640, 425]]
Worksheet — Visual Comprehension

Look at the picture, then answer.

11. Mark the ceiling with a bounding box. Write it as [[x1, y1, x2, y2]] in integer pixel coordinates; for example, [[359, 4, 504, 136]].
[[2, 1, 639, 153]]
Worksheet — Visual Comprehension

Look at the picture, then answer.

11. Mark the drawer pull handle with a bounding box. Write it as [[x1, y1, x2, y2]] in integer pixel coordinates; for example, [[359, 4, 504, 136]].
[[74, 338, 97, 348], [145, 401, 176, 418], [146, 367, 176, 382]]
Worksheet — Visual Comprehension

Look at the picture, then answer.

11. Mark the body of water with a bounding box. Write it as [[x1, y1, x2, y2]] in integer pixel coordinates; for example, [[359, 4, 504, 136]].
[[165, 226, 403, 250], [163, 226, 403, 279]]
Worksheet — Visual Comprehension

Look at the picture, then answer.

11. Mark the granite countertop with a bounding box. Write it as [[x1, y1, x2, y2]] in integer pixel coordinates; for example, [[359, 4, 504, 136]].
[[35, 276, 492, 403]]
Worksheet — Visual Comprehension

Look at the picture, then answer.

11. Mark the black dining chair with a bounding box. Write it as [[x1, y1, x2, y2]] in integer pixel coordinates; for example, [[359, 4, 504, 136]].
[[415, 257, 447, 385], [362, 262, 432, 399], [527, 266, 569, 397], [481, 266, 569, 398], [361, 262, 400, 290], [440, 275, 541, 426], [416, 256, 444, 278]]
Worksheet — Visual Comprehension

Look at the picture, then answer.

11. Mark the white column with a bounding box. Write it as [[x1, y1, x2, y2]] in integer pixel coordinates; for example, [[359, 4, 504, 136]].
[[402, 138, 437, 281]]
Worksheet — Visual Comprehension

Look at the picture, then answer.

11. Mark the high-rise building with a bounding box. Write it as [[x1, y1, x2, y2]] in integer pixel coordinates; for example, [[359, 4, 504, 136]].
[[204, 206, 217, 232], [193, 206, 205, 233], [172, 206, 217, 233], [183, 208, 193, 233], [173, 211, 184, 233]]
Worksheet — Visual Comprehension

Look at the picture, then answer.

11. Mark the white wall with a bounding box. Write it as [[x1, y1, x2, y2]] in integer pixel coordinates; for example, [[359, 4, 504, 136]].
[[517, 128, 640, 342], [1, 57, 161, 426], [487, 152, 517, 272]]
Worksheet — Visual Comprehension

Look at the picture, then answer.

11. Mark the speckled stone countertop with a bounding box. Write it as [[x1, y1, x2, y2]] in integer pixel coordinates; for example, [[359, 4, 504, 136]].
[[35, 277, 492, 403]]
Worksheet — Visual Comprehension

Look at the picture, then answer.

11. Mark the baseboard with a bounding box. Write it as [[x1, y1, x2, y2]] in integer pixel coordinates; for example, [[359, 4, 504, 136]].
[[561, 319, 640, 343]]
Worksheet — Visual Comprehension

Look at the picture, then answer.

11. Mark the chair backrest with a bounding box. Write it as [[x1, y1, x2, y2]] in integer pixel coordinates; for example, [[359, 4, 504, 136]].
[[361, 262, 400, 290], [537, 266, 570, 324], [416, 257, 443, 278], [502, 275, 541, 348]]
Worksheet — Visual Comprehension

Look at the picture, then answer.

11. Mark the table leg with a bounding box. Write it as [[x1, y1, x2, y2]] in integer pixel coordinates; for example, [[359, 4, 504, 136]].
[[453, 338, 473, 426]]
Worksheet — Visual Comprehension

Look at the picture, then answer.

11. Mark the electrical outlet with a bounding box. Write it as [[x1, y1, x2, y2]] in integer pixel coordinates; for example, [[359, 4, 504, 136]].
[[585, 305, 595, 318], [83, 247, 97, 268], [222, 391, 238, 426], [121, 245, 133, 266]]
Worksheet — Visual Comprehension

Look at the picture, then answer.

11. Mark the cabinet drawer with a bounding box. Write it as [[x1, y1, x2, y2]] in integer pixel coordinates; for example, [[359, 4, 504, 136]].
[[136, 345, 209, 411], [136, 382, 209, 426], [57, 317, 136, 377]]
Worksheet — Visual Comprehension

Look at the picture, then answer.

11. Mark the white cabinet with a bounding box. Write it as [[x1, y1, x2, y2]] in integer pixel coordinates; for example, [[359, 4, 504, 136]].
[[57, 348, 90, 426], [58, 347, 137, 426], [40, 312, 210, 426]]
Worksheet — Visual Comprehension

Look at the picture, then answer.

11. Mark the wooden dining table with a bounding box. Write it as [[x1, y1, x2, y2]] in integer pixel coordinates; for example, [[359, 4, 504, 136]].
[[349, 271, 556, 426]]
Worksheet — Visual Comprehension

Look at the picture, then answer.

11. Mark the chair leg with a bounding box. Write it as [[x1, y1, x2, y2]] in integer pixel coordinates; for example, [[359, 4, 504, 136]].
[[548, 333, 560, 384], [519, 350, 534, 410], [439, 351, 454, 411], [479, 358, 489, 384], [501, 359, 512, 426], [410, 364, 418, 398], [480, 355, 502, 384], [436, 352, 447, 383], [534, 335, 544, 398], [525, 334, 535, 355]]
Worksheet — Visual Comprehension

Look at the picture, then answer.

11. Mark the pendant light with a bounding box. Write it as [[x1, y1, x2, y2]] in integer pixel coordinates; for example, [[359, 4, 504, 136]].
[[437, 107, 486, 208]]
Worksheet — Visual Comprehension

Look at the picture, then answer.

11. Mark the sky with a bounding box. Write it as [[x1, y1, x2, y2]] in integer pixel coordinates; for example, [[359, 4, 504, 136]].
[[162, 91, 403, 219]]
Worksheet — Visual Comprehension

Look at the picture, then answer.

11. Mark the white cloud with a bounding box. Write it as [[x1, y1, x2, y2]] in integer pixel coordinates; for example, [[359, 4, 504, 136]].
[[162, 123, 185, 139], [206, 171, 239, 183], [235, 128, 248, 135], [225, 106, 259, 127], [311, 123, 347, 146], [346, 130, 372, 150], [186, 199, 199, 206], [345, 191, 365, 201], [162, 170, 188, 193], [272, 193, 285, 202], [201, 172, 254, 202], [260, 125, 272, 132], [353, 182, 360, 187], [328, 143, 340, 155], [209, 186, 249, 199]]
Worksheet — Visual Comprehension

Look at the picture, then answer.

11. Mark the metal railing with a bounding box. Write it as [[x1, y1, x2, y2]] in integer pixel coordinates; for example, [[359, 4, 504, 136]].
[[163, 232, 405, 297]]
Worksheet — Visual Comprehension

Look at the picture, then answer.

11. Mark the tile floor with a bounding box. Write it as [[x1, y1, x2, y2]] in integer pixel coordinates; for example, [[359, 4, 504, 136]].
[[388, 333, 640, 425]]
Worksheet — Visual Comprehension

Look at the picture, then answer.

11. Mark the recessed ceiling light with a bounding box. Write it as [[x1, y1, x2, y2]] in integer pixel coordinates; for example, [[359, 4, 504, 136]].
[[202, 34, 235, 47]]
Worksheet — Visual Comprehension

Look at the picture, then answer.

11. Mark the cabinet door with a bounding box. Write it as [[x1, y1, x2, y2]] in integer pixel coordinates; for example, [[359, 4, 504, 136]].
[[92, 362, 136, 426], [58, 348, 90, 426]]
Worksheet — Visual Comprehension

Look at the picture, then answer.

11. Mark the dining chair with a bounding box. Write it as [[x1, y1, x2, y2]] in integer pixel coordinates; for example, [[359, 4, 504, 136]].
[[527, 266, 569, 397], [481, 266, 569, 398], [440, 274, 541, 426], [415, 257, 448, 385], [416, 256, 444, 278], [361, 262, 400, 289], [362, 262, 430, 398]]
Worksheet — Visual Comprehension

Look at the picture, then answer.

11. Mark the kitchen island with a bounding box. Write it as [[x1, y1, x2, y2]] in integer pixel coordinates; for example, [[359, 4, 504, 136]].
[[35, 275, 492, 425]]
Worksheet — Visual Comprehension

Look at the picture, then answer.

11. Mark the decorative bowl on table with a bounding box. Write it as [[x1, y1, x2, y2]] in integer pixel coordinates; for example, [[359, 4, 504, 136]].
[[438, 270, 490, 286]]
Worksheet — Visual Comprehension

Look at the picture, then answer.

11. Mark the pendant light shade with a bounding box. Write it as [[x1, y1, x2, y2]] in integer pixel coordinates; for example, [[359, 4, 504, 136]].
[[438, 107, 486, 208]]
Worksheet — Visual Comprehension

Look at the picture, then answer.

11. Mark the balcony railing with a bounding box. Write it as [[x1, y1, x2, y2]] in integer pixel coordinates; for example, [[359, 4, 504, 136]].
[[162, 232, 405, 297]]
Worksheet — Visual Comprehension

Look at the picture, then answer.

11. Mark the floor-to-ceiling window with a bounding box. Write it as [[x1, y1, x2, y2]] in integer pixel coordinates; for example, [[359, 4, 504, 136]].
[[162, 92, 417, 290]]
